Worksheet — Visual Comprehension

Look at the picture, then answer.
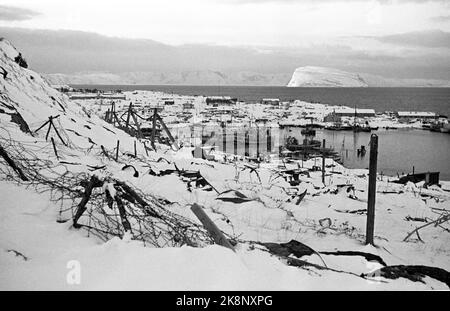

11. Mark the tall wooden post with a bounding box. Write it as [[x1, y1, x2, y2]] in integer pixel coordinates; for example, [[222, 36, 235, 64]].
[[244, 131, 249, 157], [266, 127, 272, 153], [366, 134, 378, 245], [256, 127, 260, 157], [151, 108, 157, 150], [222, 123, 226, 153], [134, 140, 137, 157], [116, 140, 120, 161], [125, 102, 132, 128], [233, 131, 238, 155], [322, 139, 326, 184]]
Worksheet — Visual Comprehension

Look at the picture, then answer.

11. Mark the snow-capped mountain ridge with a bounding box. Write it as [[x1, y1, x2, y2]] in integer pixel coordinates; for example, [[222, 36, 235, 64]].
[[287, 66, 450, 87], [287, 66, 369, 87]]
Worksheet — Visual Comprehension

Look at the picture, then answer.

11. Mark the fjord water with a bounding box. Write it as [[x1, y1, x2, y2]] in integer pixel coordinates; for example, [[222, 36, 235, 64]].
[[286, 128, 450, 181]]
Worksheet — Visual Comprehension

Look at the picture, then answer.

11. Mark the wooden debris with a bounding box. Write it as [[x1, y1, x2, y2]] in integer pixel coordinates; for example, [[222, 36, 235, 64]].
[[191, 203, 234, 251], [0, 144, 28, 181]]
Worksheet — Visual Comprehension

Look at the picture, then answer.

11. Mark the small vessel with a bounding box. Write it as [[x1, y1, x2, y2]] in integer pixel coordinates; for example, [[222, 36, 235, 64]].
[[352, 124, 371, 132], [301, 127, 316, 136], [325, 122, 352, 131], [440, 123, 450, 133]]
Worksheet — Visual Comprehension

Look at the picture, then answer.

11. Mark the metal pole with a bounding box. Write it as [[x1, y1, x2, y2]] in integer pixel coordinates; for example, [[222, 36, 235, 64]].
[[366, 134, 378, 245]]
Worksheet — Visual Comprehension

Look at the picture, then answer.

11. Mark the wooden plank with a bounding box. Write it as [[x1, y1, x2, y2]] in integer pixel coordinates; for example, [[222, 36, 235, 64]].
[[0, 144, 28, 181], [191, 203, 234, 251]]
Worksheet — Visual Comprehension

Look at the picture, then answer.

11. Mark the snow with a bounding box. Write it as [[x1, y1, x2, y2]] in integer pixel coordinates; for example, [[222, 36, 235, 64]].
[[287, 66, 369, 87], [1, 39, 449, 290]]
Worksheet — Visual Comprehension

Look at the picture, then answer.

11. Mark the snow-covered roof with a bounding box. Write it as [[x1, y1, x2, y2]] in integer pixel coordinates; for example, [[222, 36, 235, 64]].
[[397, 111, 436, 117], [262, 98, 280, 101], [206, 96, 233, 100], [333, 108, 375, 114]]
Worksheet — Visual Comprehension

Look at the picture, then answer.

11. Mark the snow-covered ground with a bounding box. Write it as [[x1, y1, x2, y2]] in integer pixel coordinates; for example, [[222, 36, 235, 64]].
[[1, 39, 449, 290]]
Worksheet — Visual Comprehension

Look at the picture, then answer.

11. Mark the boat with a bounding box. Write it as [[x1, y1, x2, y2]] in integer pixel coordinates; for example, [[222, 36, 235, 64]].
[[440, 123, 450, 133], [284, 136, 321, 152], [352, 124, 371, 132], [301, 128, 316, 136], [325, 122, 352, 131]]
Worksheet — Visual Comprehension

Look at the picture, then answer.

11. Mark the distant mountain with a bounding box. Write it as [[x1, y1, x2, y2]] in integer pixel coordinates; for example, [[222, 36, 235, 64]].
[[287, 66, 368, 87], [288, 66, 450, 87], [44, 71, 291, 86]]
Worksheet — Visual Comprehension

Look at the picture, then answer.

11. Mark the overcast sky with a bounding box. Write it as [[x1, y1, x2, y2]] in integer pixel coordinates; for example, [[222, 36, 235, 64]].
[[1, 0, 450, 45], [0, 0, 449, 79]]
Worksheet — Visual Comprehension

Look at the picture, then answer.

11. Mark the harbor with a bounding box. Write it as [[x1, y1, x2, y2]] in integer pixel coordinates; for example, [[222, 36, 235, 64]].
[[63, 87, 450, 180]]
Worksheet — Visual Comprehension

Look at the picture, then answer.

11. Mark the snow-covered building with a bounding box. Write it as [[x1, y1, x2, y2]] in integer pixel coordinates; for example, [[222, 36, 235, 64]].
[[324, 108, 375, 121], [397, 111, 437, 121], [205, 96, 236, 106], [261, 98, 280, 106], [182, 102, 195, 110]]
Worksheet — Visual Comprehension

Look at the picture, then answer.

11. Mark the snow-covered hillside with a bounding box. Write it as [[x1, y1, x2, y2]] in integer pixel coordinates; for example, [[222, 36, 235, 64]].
[[287, 66, 369, 87], [1, 39, 449, 290]]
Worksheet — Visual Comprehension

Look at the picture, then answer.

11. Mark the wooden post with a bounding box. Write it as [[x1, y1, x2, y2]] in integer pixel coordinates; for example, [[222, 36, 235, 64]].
[[51, 137, 59, 160], [151, 108, 157, 150], [134, 140, 137, 158], [156, 114, 178, 150], [256, 127, 260, 157], [73, 176, 100, 228], [191, 204, 234, 251], [322, 139, 326, 184], [143, 141, 149, 156], [110, 102, 115, 125], [125, 102, 132, 128], [366, 134, 378, 246], [267, 128, 271, 152], [0, 144, 29, 181], [244, 131, 249, 157], [222, 123, 226, 153], [131, 111, 142, 138], [233, 131, 238, 155], [116, 140, 120, 161], [45, 116, 53, 141]]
